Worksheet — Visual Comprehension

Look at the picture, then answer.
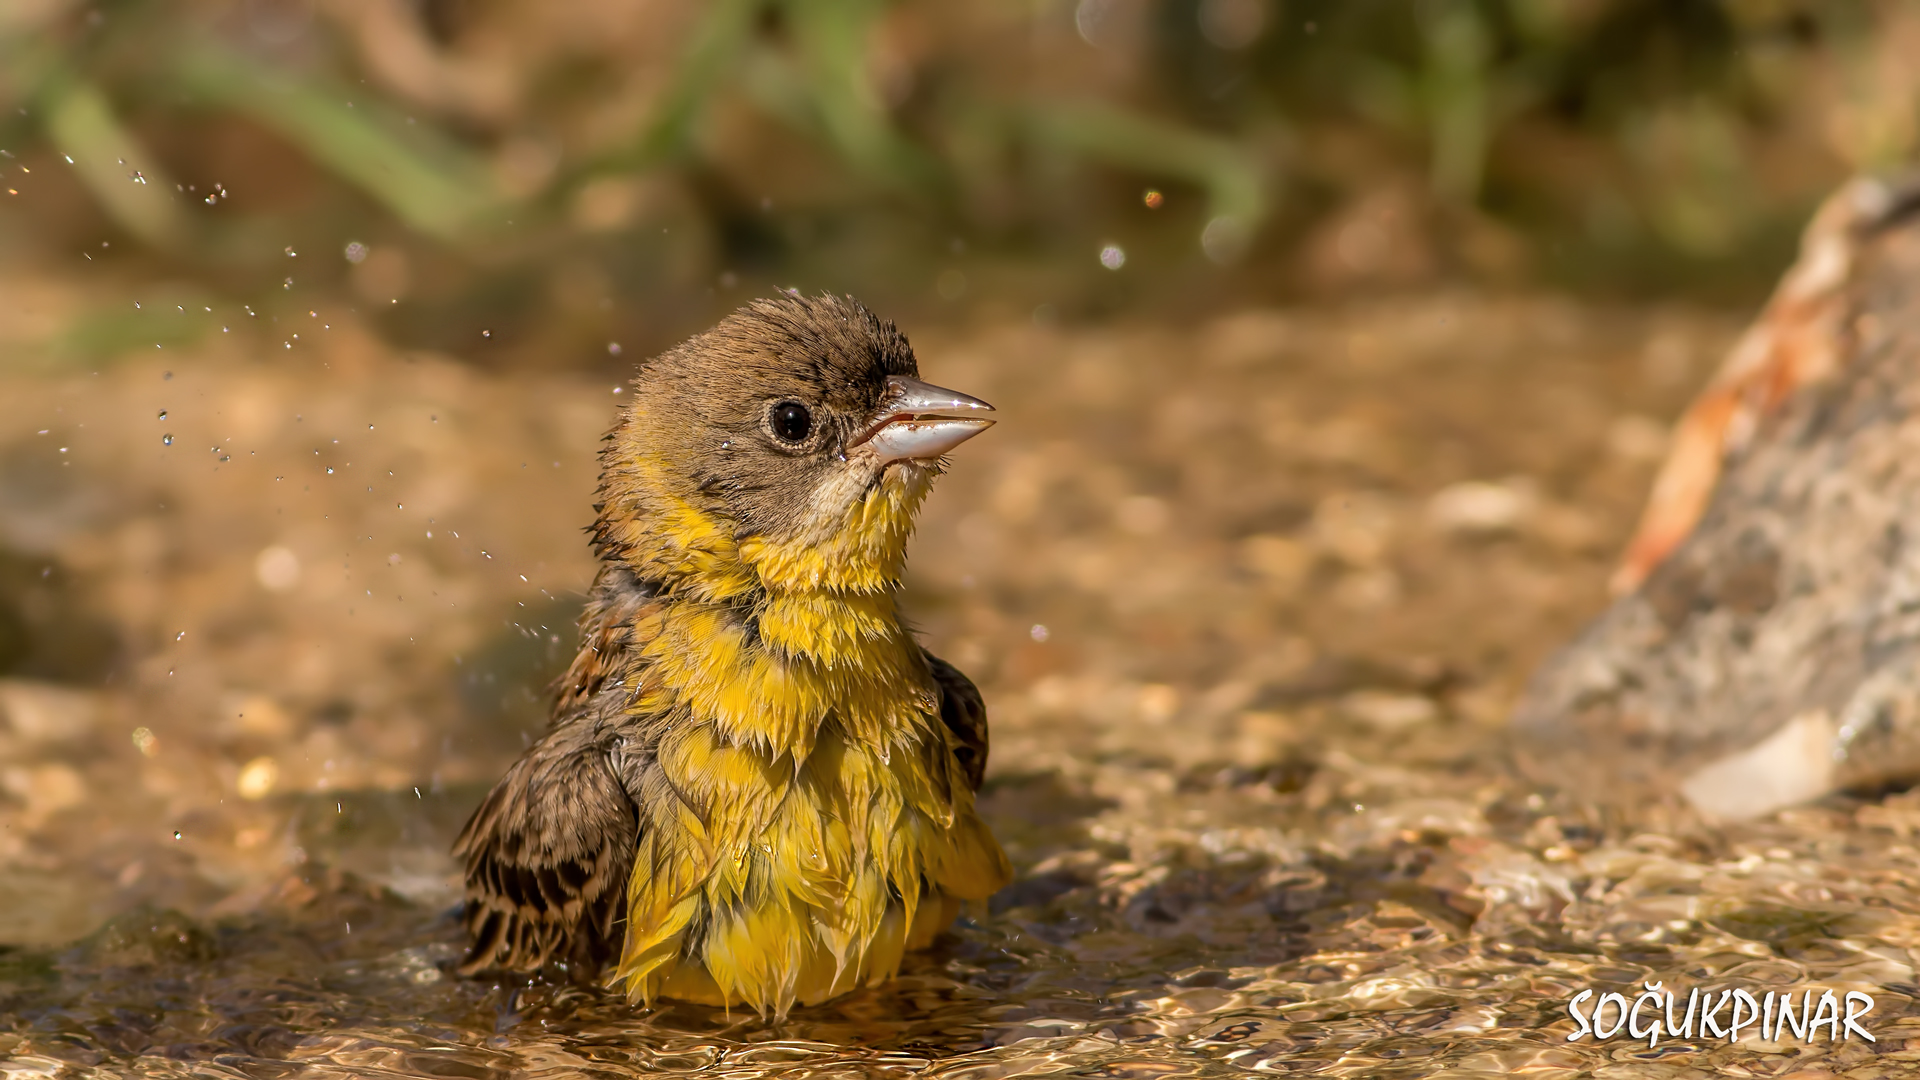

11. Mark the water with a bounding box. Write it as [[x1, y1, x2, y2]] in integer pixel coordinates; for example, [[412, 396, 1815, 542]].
[[5, 296, 1916, 1075], [10, 771, 1919, 1075]]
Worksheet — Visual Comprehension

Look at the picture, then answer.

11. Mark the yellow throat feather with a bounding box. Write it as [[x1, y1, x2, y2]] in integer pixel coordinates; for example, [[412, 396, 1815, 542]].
[[604, 434, 1011, 1014]]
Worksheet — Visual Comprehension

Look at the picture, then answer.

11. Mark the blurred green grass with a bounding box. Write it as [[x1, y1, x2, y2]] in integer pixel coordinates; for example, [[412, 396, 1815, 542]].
[[0, 0, 1908, 365]]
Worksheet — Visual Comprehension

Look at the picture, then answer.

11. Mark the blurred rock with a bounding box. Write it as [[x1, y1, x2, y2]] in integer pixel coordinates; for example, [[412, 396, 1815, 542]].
[[1426, 478, 1537, 537], [1340, 691, 1438, 732], [227, 693, 298, 741], [77, 907, 217, 966], [1528, 503, 1609, 555], [3, 762, 86, 823], [1200, 310, 1297, 368], [1518, 173, 1920, 817], [1114, 494, 1170, 536], [1332, 567, 1401, 611], [0, 678, 102, 744], [1680, 710, 1834, 821], [1239, 533, 1313, 593], [1310, 491, 1397, 567], [1604, 414, 1671, 463]]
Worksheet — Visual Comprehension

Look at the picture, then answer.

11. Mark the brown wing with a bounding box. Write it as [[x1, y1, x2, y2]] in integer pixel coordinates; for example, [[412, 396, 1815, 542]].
[[455, 564, 663, 977], [451, 717, 638, 976], [926, 650, 989, 791], [552, 563, 657, 718]]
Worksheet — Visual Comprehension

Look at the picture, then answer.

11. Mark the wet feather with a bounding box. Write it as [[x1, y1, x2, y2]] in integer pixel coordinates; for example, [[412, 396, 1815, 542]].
[[453, 294, 1010, 1015]]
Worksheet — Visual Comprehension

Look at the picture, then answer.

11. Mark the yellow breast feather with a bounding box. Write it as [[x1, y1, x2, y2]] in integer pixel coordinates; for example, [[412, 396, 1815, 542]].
[[610, 460, 1009, 1014]]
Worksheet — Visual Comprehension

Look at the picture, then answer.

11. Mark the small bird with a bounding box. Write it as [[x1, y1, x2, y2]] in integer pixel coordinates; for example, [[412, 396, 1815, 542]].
[[452, 293, 1011, 1014]]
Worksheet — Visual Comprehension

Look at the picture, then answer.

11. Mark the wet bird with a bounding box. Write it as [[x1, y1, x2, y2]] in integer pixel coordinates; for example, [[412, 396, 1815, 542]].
[[453, 293, 1011, 1014]]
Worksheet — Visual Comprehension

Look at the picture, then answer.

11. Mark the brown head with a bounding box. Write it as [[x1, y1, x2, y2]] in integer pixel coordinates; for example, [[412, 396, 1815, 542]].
[[595, 293, 994, 596]]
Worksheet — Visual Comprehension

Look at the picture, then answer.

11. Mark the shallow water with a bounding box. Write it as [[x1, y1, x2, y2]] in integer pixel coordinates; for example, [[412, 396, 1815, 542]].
[[6, 295, 1919, 1076]]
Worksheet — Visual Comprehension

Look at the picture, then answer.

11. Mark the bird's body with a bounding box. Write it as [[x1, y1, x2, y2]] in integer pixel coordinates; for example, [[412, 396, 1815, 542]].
[[453, 295, 1010, 1014]]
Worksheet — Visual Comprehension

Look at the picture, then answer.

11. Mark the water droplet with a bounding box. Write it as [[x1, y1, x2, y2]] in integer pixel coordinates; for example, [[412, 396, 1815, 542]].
[[157, 409, 166, 419], [1201, 215, 1250, 264], [161, 434, 173, 446], [172, 830, 181, 840]]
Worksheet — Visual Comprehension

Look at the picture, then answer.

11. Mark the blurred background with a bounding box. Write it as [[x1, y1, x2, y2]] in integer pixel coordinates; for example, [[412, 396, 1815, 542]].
[[7, 2, 1920, 1073], [2, 0, 1914, 363]]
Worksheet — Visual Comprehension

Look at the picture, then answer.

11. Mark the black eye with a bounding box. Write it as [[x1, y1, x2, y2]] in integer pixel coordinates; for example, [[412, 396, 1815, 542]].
[[769, 401, 813, 444]]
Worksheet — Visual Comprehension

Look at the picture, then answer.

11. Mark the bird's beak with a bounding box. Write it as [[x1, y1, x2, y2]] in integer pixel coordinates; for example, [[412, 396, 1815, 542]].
[[852, 375, 997, 463]]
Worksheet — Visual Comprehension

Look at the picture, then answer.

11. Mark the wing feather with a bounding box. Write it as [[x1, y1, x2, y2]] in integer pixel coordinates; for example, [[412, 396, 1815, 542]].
[[452, 718, 638, 975], [925, 650, 990, 791], [454, 564, 664, 976]]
